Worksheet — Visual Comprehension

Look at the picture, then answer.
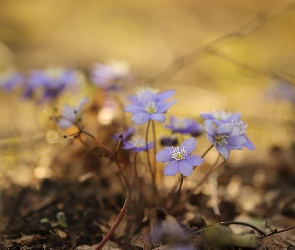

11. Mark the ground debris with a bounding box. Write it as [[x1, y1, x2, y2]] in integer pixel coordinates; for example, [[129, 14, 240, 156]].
[[257, 235, 295, 250]]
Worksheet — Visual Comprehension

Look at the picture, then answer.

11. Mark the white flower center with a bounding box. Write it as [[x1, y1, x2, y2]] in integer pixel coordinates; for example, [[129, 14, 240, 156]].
[[143, 101, 158, 114], [173, 119, 186, 129], [212, 110, 231, 121], [136, 86, 159, 101], [231, 119, 248, 134], [214, 135, 229, 145], [171, 146, 187, 160]]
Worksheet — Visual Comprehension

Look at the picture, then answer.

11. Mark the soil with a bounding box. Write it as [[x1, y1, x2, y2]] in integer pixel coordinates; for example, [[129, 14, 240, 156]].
[[1, 155, 295, 250]]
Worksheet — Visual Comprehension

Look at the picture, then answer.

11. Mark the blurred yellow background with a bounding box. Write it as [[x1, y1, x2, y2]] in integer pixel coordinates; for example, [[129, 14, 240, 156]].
[[1, 0, 295, 183]]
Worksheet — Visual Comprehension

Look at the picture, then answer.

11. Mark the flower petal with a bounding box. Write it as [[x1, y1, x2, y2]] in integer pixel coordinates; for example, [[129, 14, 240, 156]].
[[150, 113, 166, 123], [204, 120, 215, 137], [243, 134, 254, 150], [200, 113, 214, 120], [61, 104, 76, 122], [141, 91, 156, 104], [131, 113, 150, 125], [156, 89, 175, 100], [181, 137, 196, 154], [178, 160, 194, 176], [77, 97, 89, 113], [156, 148, 172, 162], [124, 104, 143, 114], [58, 118, 73, 129], [217, 123, 232, 134], [227, 135, 247, 146], [225, 113, 241, 122], [216, 146, 229, 160], [164, 161, 179, 176], [157, 100, 177, 113], [185, 155, 204, 167]]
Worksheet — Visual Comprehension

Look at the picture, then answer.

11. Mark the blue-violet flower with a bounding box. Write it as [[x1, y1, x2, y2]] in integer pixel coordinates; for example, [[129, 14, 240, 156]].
[[156, 137, 204, 176], [200, 110, 254, 151], [204, 120, 247, 160], [125, 90, 176, 125], [122, 135, 153, 153], [23, 67, 79, 101], [165, 116, 203, 136], [57, 97, 88, 129]]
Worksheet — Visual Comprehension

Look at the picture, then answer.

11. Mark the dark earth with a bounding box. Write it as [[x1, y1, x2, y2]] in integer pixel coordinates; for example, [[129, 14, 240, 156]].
[[1, 150, 295, 250]]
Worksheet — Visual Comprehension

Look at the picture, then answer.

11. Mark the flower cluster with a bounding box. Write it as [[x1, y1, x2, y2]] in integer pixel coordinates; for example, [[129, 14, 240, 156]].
[[124, 89, 176, 125], [23, 67, 79, 101], [201, 110, 254, 159]]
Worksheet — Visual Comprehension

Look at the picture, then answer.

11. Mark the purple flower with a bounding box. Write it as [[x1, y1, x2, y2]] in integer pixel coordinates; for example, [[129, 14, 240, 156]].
[[125, 90, 176, 125], [0, 69, 23, 92], [165, 116, 203, 136], [127, 88, 175, 104], [113, 127, 135, 142], [122, 135, 153, 152], [204, 120, 247, 160], [200, 110, 241, 126], [90, 60, 131, 91], [156, 137, 204, 176], [264, 78, 295, 104], [57, 97, 88, 129], [23, 67, 79, 101], [200, 110, 254, 151]]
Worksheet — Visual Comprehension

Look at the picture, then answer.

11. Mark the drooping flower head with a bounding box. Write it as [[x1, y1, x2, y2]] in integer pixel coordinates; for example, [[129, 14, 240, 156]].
[[56, 97, 89, 129], [156, 137, 204, 176], [23, 66, 79, 101], [90, 59, 132, 91], [125, 89, 176, 126], [122, 135, 153, 153], [204, 120, 247, 160], [0, 68, 24, 92], [200, 110, 254, 151], [165, 116, 203, 136]]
